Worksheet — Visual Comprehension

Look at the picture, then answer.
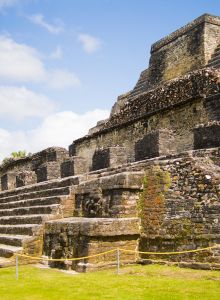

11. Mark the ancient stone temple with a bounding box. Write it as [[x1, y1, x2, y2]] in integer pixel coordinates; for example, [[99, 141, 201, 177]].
[[0, 13, 219, 271]]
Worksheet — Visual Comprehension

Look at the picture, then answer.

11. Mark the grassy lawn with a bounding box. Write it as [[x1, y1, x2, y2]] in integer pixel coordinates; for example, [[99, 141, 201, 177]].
[[0, 264, 219, 300]]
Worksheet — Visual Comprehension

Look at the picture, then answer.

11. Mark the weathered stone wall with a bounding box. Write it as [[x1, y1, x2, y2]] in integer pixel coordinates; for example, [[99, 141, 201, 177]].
[[204, 21, 220, 63], [43, 217, 139, 271], [194, 121, 220, 150], [69, 67, 220, 174], [149, 23, 204, 85], [60, 157, 87, 178], [205, 93, 220, 121], [0, 147, 69, 190], [0, 157, 32, 180], [101, 68, 220, 130], [137, 148, 220, 264], [36, 162, 61, 182], [149, 14, 220, 85], [92, 147, 127, 171], [135, 129, 175, 160], [73, 172, 143, 218], [16, 171, 37, 187], [31, 147, 68, 171], [110, 14, 220, 115], [42, 148, 220, 270], [1, 172, 17, 191]]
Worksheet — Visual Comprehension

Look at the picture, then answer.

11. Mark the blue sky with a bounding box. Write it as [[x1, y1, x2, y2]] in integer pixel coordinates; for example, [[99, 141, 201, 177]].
[[0, 0, 220, 160]]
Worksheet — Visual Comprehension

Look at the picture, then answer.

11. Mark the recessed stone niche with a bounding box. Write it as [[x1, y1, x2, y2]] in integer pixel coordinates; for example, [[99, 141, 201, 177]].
[[36, 162, 61, 182], [61, 157, 87, 177], [92, 147, 127, 171], [135, 129, 175, 161], [194, 122, 220, 150], [1, 172, 17, 191]]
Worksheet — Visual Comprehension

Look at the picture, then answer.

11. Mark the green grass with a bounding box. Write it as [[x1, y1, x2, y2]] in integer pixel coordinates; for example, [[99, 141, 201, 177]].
[[0, 264, 219, 300]]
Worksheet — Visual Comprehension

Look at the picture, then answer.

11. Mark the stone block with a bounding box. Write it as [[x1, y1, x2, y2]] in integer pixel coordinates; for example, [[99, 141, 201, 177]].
[[36, 162, 61, 182], [32, 147, 68, 171], [149, 14, 220, 85], [135, 129, 175, 161], [194, 123, 220, 149], [61, 157, 87, 178], [74, 172, 143, 218], [92, 147, 127, 171], [1, 172, 17, 191], [205, 93, 220, 121], [43, 217, 140, 271], [16, 171, 37, 187], [45, 147, 68, 162]]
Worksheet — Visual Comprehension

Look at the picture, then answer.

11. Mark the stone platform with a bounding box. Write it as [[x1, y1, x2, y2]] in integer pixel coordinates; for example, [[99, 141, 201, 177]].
[[44, 217, 139, 272]]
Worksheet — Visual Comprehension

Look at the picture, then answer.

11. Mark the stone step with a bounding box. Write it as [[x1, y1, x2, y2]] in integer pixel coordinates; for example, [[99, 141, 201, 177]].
[[0, 257, 14, 267], [211, 49, 220, 58], [0, 224, 41, 235], [133, 82, 148, 90], [207, 58, 220, 67], [0, 196, 64, 210], [207, 57, 220, 65], [132, 86, 146, 95], [207, 62, 220, 69], [0, 186, 70, 204], [0, 204, 60, 217], [130, 88, 146, 99], [0, 176, 78, 200], [134, 79, 147, 87], [205, 94, 220, 121], [0, 214, 51, 225], [0, 234, 32, 247], [208, 55, 220, 64], [0, 244, 22, 258]]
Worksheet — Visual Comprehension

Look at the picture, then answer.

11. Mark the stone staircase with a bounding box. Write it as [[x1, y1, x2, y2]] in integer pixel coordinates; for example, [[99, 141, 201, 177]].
[[128, 69, 150, 99], [207, 44, 220, 68], [0, 177, 78, 267]]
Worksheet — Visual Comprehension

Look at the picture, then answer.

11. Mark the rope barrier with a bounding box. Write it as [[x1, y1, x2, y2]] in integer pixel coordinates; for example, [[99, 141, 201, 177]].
[[13, 244, 219, 279], [14, 244, 219, 262], [119, 244, 219, 255], [16, 249, 116, 262]]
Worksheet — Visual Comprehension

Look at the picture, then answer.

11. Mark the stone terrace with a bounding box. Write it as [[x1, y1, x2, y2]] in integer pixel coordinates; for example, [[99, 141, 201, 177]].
[[0, 177, 78, 266]]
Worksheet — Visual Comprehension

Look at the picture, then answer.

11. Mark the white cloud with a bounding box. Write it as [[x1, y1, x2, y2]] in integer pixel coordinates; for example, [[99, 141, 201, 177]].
[[0, 86, 56, 120], [29, 109, 109, 150], [0, 109, 109, 160], [0, 35, 45, 82], [78, 33, 101, 53], [0, 128, 28, 160], [28, 14, 64, 34], [50, 46, 63, 59], [47, 69, 80, 89], [0, 35, 80, 89]]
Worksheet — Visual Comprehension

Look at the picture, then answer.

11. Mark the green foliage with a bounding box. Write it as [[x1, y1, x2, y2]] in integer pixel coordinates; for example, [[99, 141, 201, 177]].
[[1, 150, 30, 167], [11, 150, 27, 159], [2, 157, 12, 165], [0, 264, 219, 300]]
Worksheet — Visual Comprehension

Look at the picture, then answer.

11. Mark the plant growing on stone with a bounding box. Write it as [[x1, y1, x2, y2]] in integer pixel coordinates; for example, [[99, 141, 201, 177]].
[[1, 150, 29, 168], [11, 150, 27, 159], [138, 165, 171, 233]]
